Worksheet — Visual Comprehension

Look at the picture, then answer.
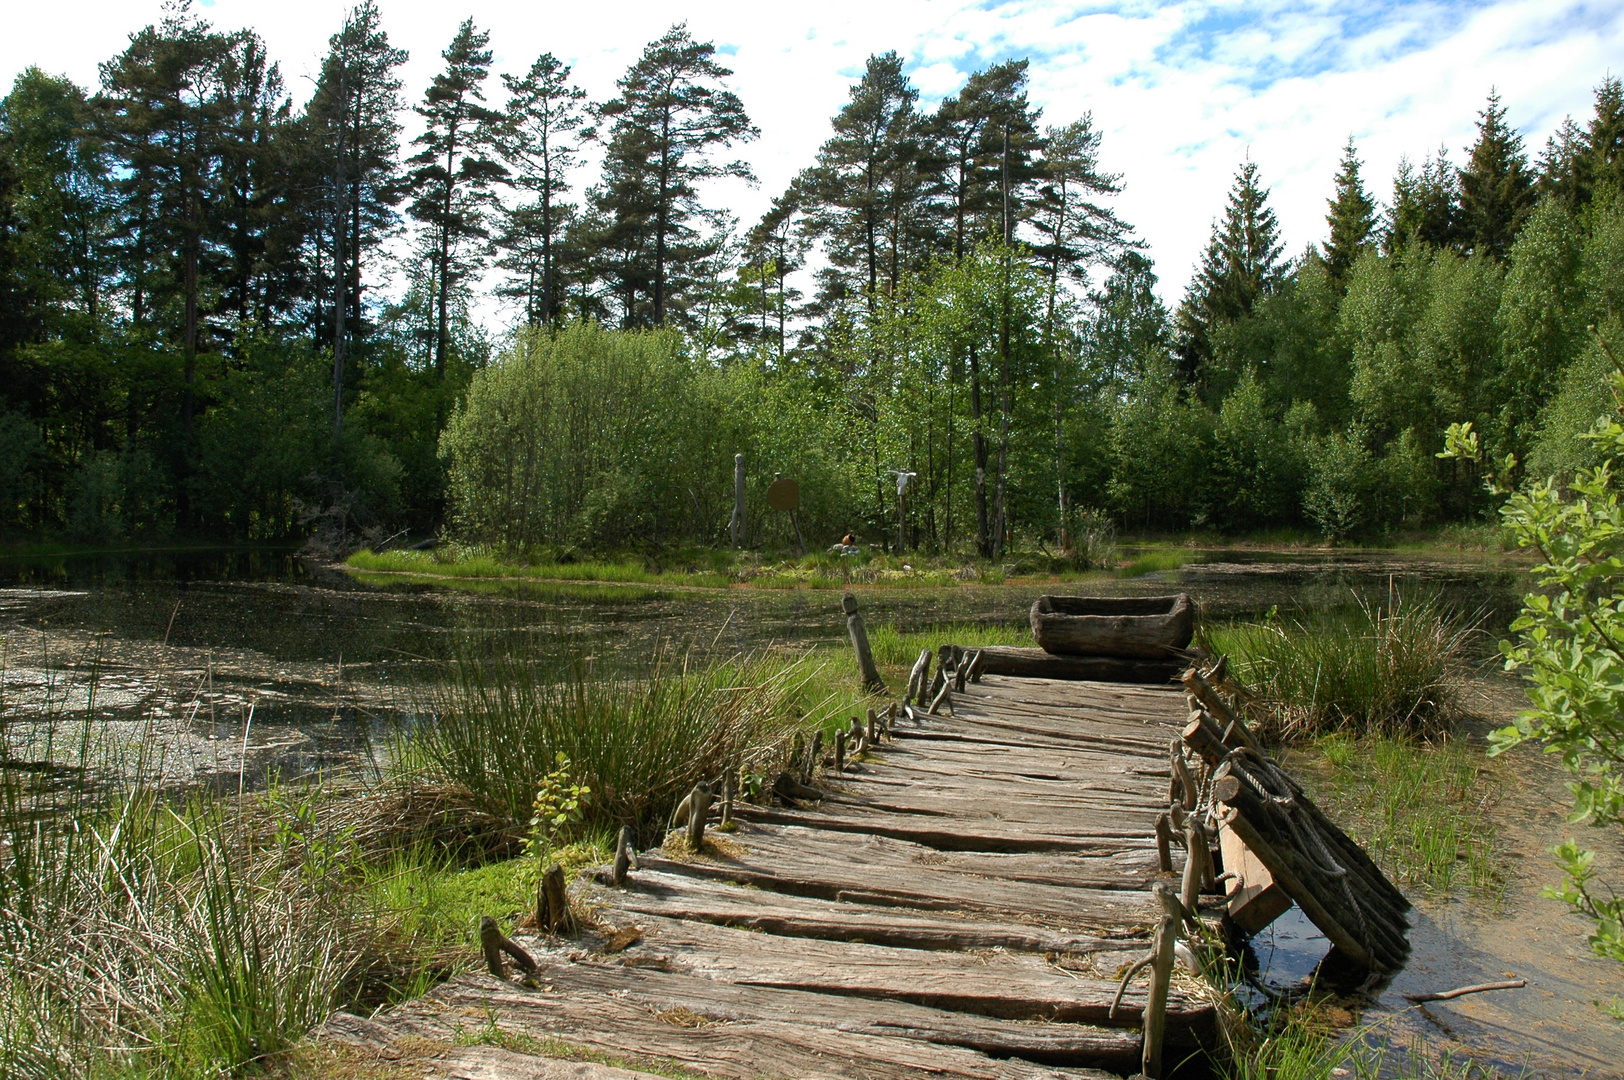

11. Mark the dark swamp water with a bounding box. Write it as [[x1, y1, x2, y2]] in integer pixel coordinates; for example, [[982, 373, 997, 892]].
[[3, 544, 1618, 1075]]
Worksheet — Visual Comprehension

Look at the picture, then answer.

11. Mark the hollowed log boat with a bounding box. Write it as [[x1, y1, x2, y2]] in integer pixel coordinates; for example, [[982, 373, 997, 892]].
[[1030, 593, 1194, 659]]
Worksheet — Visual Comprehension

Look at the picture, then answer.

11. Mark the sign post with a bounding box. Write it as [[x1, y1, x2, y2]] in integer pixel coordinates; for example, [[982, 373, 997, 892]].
[[766, 474, 804, 556]]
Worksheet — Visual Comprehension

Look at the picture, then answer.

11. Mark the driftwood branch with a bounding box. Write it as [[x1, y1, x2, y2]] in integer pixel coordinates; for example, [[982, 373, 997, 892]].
[[1404, 978, 1526, 1003]]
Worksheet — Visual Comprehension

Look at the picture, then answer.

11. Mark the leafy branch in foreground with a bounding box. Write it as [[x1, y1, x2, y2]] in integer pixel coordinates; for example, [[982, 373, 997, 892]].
[[1441, 326, 1624, 971]]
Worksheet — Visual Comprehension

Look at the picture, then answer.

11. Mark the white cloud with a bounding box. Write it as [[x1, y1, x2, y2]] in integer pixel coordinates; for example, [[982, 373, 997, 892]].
[[3, 0, 1620, 326]]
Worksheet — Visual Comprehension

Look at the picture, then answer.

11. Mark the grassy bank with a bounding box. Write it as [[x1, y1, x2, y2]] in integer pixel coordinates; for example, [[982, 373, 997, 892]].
[[0, 632, 856, 1078]]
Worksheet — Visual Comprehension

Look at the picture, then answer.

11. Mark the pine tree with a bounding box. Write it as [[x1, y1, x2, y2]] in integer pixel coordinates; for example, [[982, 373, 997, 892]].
[[1174, 158, 1284, 382], [1323, 136, 1375, 282], [1030, 115, 1130, 332], [1457, 89, 1534, 261], [592, 23, 757, 328], [404, 18, 505, 375], [798, 52, 919, 309], [497, 53, 588, 327], [307, 0, 406, 428], [922, 61, 1044, 260], [96, 4, 237, 504], [743, 191, 806, 359]]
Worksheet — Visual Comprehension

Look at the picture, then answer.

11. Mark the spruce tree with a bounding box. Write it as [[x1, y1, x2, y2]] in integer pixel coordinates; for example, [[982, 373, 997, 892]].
[[1537, 116, 1586, 211], [497, 53, 588, 327], [1174, 158, 1283, 381], [404, 18, 505, 375], [1579, 76, 1624, 203], [1457, 89, 1534, 261], [1323, 136, 1375, 282], [592, 23, 756, 327], [1384, 147, 1459, 251]]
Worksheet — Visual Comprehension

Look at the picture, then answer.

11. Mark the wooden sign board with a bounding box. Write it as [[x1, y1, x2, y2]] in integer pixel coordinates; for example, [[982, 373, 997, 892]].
[[766, 477, 800, 512]]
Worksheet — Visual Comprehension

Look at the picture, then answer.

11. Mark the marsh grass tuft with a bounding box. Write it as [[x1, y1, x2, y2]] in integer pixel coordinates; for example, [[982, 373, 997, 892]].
[[406, 638, 848, 837], [1207, 591, 1480, 740]]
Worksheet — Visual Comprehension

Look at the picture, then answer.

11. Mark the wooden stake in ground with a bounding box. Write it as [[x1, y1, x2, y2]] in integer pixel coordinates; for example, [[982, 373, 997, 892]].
[[1142, 885, 1179, 1079], [843, 593, 886, 693], [538, 865, 571, 935], [834, 729, 847, 773], [686, 783, 715, 852], [613, 825, 634, 887], [480, 915, 540, 979], [906, 649, 931, 706]]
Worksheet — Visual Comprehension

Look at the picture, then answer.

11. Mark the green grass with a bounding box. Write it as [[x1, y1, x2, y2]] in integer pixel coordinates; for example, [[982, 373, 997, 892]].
[[1117, 549, 1199, 577], [1291, 733, 1505, 903], [865, 621, 1031, 669], [1205, 591, 1480, 739], [1216, 1021, 1525, 1080], [347, 548, 732, 588]]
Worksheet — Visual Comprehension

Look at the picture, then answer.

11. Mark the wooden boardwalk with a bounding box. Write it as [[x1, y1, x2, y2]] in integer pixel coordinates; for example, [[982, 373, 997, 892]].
[[326, 674, 1218, 1080]]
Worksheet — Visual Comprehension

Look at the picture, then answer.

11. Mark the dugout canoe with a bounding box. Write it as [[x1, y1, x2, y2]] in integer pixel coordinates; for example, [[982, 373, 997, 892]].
[[1030, 593, 1195, 659]]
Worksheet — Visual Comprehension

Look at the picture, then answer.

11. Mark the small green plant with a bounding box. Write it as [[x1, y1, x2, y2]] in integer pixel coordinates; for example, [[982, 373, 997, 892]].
[[527, 752, 591, 859]]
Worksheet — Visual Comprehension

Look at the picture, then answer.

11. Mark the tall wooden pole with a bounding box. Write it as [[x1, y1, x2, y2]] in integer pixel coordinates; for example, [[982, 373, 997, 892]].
[[731, 453, 746, 547]]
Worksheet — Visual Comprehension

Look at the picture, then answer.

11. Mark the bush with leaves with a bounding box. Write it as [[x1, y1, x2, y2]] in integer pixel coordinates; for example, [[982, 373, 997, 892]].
[[1442, 339, 1624, 985]]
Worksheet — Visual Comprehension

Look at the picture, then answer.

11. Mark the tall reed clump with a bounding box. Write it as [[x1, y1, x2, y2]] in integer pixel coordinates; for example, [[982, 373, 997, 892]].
[[0, 735, 372, 1078], [1207, 591, 1480, 740], [406, 643, 829, 837]]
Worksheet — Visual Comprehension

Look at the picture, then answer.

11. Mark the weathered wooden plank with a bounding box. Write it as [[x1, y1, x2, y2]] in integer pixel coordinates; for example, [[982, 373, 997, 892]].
[[332, 969, 1130, 1079], [730, 805, 1158, 855], [684, 824, 1165, 893], [598, 870, 1149, 953], [547, 912, 1209, 1028], [972, 647, 1184, 684], [636, 844, 1156, 928]]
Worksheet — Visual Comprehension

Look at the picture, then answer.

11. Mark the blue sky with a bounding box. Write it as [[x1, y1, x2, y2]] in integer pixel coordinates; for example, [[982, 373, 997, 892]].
[[5, 0, 1622, 317]]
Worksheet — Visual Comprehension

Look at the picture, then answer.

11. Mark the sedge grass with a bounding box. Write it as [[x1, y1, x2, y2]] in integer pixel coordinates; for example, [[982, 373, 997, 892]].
[[404, 637, 854, 836], [1206, 591, 1480, 740], [1292, 733, 1505, 903]]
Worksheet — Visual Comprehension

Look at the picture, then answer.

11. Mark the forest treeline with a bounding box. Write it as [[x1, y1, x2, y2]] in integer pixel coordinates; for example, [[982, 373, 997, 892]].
[[0, 1, 1621, 552]]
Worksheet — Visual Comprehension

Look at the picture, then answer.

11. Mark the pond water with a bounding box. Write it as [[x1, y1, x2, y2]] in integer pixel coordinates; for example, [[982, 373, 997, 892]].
[[0, 544, 1527, 788], [5, 544, 1619, 1074]]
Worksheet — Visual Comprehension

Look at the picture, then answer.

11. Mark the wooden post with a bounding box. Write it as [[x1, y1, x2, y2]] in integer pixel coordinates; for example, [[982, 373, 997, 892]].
[[539, 863, 571, 934], [843, 593, 885, 693], [834, 728, 847, 773], [721, 773, 734, 827], [1179, 815, 1209, 918], [613, 825, 633, 887], [866, 707, 879, 744], [1155, 811, 1174, 874], [807, 730, 823, 776], [906, 649, 931, 705], [730, 453, 746, 547], [686, 782, 714, 852], [1142, 885, 1180, 1079]]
